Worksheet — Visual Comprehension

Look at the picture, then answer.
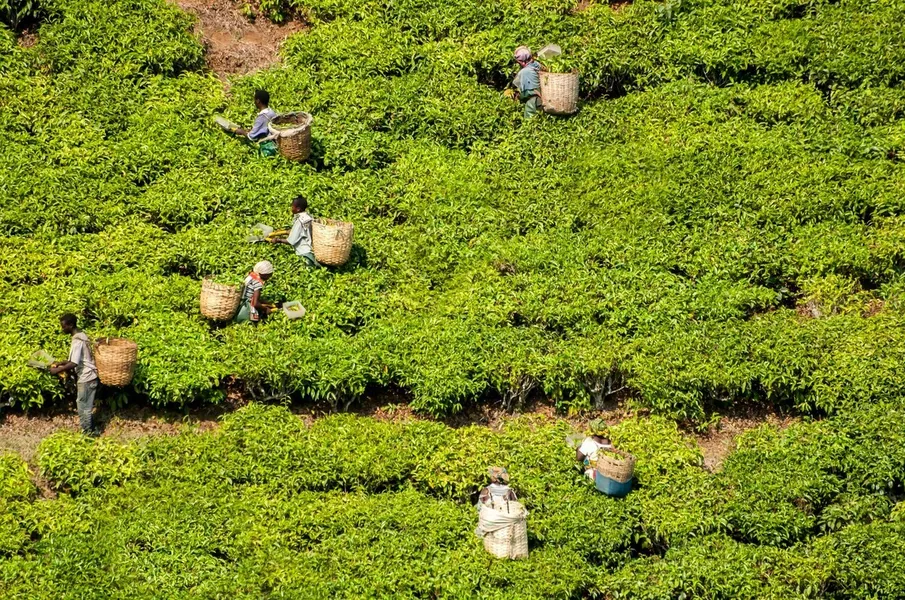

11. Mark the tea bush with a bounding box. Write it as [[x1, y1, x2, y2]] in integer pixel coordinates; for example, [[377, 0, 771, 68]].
[[0, 405, 900, 597]]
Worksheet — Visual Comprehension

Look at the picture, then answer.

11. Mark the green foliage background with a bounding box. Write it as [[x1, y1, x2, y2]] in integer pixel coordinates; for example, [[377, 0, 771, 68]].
[[2, 0, 905, 421], [0, 404, 903, 597]]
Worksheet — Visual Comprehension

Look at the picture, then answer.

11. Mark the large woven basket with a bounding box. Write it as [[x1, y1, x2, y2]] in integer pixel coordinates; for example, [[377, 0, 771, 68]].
[[596, 448, 636, 484], [94, 338, 138, 387], [200, 278, 242, 321], [540, 71, 579, 115], [312, 218, 354, 267], [268, 111, 313, 162], [482, 501, 529, 560]]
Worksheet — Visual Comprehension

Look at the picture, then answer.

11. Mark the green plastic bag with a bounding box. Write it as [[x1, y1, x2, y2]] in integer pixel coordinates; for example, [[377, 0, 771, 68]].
[[258, 140, 278, 158]]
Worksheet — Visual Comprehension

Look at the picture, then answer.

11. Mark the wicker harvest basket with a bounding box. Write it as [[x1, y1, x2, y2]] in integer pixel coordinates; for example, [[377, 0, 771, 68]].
[[540, 71, 579, 115], [200, 278, 242, 321], [596, 448, 636, 484], [482, 501, 529, 560], [268, 111, 313, 162], [94, 338, 138, 387], [312, 218, 354, 267]]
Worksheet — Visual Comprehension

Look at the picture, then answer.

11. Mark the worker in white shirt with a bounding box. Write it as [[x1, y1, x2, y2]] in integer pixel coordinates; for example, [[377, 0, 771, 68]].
[[576, 419, 614, 480], [50, 313, 99, 436]]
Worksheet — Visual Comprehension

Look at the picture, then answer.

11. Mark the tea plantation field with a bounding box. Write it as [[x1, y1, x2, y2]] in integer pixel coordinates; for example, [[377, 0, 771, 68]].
[[1, 403, 905, 598], [3, 0, 905, 419]]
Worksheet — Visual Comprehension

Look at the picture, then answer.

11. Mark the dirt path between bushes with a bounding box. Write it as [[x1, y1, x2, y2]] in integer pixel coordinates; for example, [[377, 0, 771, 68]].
[[171, 0, 305, 79], [0, 392, 796, 473]]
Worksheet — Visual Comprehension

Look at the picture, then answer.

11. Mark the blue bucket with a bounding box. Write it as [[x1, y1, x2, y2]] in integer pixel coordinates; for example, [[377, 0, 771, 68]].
[[595, 470, 633, 497]]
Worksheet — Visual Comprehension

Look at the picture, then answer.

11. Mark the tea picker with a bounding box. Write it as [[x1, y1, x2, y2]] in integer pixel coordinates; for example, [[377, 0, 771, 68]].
[[575, 418, 615, 480], [215, 89, 278, 157], [570, 420, 636, 498], [48, 313, 100, 436], [264, 196, 320, 267], [475, 467, 529, 559], [512, 46, 543, 118], [235, 261, 275, 324], [477, 466, 518, 506]]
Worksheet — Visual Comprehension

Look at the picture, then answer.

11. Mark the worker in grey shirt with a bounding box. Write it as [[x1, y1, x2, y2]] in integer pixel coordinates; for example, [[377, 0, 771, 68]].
[[50, 313, 99, 436], [270, 195, 320, 266], [513, 46, 543, 118]]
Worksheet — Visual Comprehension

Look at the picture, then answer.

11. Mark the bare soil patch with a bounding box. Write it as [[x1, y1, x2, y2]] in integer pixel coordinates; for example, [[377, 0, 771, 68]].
[[1, 387, 791, 474], [695, 404, 798, 472], [172, 0, 305, 78], [0, 402, 222, 464], [17, 30, 38, 49]]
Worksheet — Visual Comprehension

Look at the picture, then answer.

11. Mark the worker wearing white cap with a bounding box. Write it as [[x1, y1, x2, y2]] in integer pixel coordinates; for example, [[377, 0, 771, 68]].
[[236, 260, 274, 324], [513, 46, 543, 118]]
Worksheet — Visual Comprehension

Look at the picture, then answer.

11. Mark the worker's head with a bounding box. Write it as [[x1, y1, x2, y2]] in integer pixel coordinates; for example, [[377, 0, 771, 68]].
[[588, 418, 610, 443], [253, 260, 274, 282], [291, 195, 308, 214], [487, 466, 510, 485], [254, 89, 270, 110], [514, 46, 532, 66], [59, 313, 78, 335]]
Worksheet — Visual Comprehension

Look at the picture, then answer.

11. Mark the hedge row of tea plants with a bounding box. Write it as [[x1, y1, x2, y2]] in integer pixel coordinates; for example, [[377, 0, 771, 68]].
[[2, 0, 905, 419], [0, 404, 901, 597]]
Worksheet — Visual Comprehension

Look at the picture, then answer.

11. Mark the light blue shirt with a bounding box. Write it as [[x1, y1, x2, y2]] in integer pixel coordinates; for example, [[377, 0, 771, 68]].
[[514, 61, 541, 94], [287, 211, 313, 256], [247, 107, 276, 141]]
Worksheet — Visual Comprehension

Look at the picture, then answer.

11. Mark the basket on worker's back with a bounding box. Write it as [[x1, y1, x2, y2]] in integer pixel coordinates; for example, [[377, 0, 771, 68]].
[[268, 112, 313, 162], [200, 278, 242, 321], [481, 500, 529, 560], [540, 71, 579, 115], [595, 448, 635, 497], [312, 218, 354, 267], [94, 338, 138, 387]]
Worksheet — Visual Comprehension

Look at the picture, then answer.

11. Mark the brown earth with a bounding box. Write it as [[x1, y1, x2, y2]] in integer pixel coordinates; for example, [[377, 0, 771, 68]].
[[172, 0, 305, 78], [17, 30, 38, 49], [1, 386, 793, 476]]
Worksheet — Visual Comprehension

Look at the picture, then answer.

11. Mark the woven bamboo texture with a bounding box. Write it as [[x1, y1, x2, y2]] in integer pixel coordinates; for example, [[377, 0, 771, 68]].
[[200, 279, 242, 321], [268, 112, 313, 162], [596, 448, 636, 484], [540, 72, 579, 115], [94, 338, 138, 387], [482, 501, 529, 560], [312, 218, 354, 267]]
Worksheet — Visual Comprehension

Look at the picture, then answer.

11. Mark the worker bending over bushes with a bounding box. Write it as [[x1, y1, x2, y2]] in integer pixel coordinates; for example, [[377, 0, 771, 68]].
[[513, 46, 543, 118], [49, 313, 99, 436], [576, 419, 615, 480], [236, 261, 274, 324]]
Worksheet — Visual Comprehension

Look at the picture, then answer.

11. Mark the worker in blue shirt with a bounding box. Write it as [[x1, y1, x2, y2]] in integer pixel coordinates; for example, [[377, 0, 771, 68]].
[[513, 46, 543, 118], [233, 89, 278, 156]]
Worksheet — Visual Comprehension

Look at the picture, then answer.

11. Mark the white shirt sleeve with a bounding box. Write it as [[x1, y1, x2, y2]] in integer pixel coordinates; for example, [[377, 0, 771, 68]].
[[578, 438, 601, 458]]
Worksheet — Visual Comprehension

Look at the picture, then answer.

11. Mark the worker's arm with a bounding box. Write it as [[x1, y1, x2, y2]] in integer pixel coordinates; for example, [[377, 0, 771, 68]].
[[576, 449, 587, 463], [233, 127, 249, 136], [250, 289, 270, 315], [49, 361, 76, 376]]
